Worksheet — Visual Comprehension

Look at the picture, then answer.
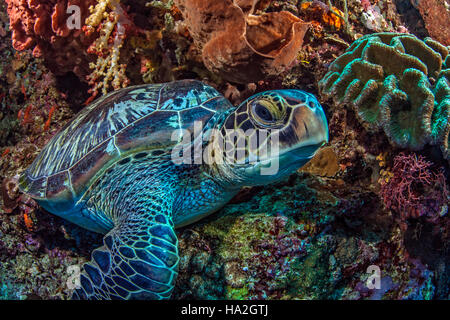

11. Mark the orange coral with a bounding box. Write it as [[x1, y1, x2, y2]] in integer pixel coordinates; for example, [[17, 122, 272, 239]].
[[18, 104, 33, 126], [1, 148, 10, 158], [23, 212, 35, 232], [300, 1, 345, 30], [43, 105, 56, 131], [174, 0, 309, 83], [20, 83, 27, 100]]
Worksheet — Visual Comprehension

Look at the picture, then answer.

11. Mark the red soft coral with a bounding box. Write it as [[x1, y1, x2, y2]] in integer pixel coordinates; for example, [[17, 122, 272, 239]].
[[380, 152, 449, 223], [5, 0, 97, 78]]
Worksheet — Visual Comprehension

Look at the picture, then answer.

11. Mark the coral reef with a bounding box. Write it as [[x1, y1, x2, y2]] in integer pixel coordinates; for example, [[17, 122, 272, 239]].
[[173, 172, 340, 300], [0, 0, 448, 301], [4, 0, 145, 101], [5, 0, 97, 78], [299, 1, 345, 31], [359, 0, 391, 32], [173, 0, 309, 83], [83, 0, 133, 100], [319, 32, 450, 161], [172, 168, 447, 300]]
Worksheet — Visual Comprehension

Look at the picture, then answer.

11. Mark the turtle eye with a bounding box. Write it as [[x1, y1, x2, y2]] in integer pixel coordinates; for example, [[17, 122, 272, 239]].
[[252, 103, 275, 123]]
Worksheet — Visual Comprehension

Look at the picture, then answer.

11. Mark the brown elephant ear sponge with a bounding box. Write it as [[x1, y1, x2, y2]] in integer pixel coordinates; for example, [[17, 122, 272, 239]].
[[174, 0, 309, 84], [319, 33, 450, 162]]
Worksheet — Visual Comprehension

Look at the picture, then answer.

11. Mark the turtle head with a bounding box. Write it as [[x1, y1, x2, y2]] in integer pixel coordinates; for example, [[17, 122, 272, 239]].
[[217, 89, 328, 186]]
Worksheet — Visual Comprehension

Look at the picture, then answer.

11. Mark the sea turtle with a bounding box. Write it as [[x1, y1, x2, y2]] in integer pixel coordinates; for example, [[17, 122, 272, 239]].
[[19, 79, 328, 299]]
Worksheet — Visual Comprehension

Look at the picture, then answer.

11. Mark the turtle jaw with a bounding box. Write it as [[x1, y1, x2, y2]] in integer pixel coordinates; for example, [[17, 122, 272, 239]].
[[237, 139, 327, 185], [275, 140, 327, 175]]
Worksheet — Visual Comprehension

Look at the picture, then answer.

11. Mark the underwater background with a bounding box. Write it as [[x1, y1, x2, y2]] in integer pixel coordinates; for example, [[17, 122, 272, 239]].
[[0, 0, 448, 300]]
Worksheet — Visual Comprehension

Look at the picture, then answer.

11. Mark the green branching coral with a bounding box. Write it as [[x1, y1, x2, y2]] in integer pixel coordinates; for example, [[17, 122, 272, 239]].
[[319, 33, 450, 161]]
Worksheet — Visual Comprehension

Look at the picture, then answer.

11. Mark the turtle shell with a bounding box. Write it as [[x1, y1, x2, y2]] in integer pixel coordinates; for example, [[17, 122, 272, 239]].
[[20, 80, 233, 209]]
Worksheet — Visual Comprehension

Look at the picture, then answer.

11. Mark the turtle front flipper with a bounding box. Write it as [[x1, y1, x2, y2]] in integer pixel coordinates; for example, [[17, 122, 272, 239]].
[[72, 186, 179, 300]]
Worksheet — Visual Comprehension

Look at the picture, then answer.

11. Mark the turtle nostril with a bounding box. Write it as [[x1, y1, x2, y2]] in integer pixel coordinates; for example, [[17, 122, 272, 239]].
[[307, 101, 316, 110]]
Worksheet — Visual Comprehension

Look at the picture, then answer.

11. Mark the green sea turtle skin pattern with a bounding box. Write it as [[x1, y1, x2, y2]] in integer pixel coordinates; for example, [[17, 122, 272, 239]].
[[73, 152, 181, 299]]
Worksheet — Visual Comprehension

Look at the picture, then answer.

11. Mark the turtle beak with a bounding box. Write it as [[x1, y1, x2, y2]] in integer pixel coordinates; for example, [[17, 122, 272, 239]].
[[280, 100, 328, 163], [293, 101, 328, 147]]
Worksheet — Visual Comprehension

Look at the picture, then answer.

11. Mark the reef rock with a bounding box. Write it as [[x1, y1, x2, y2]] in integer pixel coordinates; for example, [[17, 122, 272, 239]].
[[318, 33, 450, 161], [174, 0, 309, 84], [299, 146, 340, 177], [413, 0, 450, 46]]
